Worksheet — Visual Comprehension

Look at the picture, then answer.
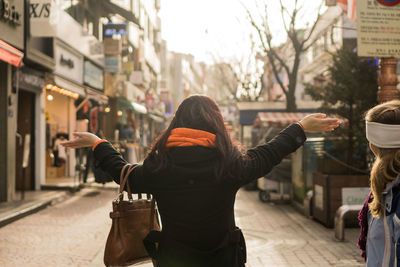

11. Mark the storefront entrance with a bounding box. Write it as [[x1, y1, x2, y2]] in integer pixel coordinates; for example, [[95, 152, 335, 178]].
[[16, 90, 35, 191]]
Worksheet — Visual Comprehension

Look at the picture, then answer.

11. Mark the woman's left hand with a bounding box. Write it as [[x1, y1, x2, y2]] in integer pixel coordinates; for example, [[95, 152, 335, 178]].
[[299, 113, 341, 133], [60, 132, 101, 149]]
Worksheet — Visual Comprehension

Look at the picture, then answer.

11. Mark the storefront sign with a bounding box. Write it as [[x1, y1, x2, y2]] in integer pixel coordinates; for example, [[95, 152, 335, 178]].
[[29, 0, 56, 37], [356, 0, 400, 57], [55, 42, 83, 84], [0, 0, 24, 48], [342, 187, 370, 205], [103, 38, 121, 55], [16, 67, 45, 92], [314, 185, 324, 210], [105, 56, 121, 72], [103, 23, 127, 38], [84, 60, 104, 91], [1, 0, 22, 25]]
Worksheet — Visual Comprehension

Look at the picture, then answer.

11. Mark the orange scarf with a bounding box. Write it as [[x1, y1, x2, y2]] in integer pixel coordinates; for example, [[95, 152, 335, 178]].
[[166, 128, 216, 148]]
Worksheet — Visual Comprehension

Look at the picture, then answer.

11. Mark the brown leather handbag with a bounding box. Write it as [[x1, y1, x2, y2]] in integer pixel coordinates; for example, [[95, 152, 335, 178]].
[[104, 164, 160, 267]]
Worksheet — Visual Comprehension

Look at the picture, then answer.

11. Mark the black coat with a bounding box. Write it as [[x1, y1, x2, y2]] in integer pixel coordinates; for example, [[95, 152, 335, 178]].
[[93, 124, 306, 267]]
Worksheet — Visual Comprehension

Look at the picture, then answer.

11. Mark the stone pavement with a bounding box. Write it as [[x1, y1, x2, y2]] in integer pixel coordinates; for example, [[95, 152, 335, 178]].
[[0, 187, 364, 267], [234, 190, 364, 267]]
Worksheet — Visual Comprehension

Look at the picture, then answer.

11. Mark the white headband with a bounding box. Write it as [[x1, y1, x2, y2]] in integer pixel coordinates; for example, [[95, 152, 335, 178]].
[[366, 121, 400, 148]]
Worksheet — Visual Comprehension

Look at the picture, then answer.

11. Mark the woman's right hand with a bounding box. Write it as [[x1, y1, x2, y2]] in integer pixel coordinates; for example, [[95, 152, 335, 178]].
[[299, 113, 341, 133], [60, 132, 101, 149]]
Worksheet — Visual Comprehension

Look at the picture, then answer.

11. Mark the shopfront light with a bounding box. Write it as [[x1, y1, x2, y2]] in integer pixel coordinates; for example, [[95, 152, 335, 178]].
[[45, 83, 80, 100], [47, 94, 54, 101], [105, 107, 111, 113], [117, 110, 123, 116]]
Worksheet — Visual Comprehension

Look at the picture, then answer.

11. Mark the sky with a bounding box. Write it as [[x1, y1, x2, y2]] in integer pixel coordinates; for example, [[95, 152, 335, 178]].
[[159, 0, 324, 64]]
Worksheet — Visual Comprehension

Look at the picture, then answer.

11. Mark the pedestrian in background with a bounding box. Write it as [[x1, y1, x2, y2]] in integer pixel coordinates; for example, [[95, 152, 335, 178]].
[[357, 99, 400, 266], [61, 95, 339, 267]]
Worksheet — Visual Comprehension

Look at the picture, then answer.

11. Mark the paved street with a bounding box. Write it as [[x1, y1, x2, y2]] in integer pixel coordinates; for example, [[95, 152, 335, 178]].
[[0, 187, 364, 267]]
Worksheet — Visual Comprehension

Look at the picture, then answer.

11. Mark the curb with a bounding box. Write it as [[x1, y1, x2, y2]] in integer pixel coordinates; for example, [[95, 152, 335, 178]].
[[0, 191, 71, 228]]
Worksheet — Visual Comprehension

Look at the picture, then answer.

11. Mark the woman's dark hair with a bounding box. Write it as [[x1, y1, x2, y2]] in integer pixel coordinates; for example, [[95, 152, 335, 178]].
[[144, 95, 243, 179]]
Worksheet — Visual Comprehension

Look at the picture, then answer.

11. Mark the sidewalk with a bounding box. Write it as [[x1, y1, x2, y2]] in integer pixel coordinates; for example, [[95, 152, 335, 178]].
[[0, 178, 118, 228], [0, 190, 70, 228]]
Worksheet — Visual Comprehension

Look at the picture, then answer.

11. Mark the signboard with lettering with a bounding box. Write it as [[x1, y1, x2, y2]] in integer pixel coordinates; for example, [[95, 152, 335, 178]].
[[103, 39, 122, 55], [103, 23, 127, 38], [342, 187, 370, 205], [0, 0, 24, 48], [55, 41, 83, 84], [105, 56, 121, 73], [29, 0, 57, 37], [84, 60, 104, 91], [357, 0, 400, 57], [314, 185, 324, 210]]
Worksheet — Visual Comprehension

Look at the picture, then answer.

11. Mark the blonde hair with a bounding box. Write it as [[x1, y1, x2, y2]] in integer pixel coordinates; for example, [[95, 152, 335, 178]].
[[365, 100, 400, 218]]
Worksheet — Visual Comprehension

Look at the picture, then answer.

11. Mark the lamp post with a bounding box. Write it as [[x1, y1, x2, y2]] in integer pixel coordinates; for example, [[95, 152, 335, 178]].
[[377, 57, 399, 103]]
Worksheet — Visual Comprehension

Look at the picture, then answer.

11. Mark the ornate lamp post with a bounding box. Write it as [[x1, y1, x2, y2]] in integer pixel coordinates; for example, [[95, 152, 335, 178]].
[[377, 57, 399, 103]]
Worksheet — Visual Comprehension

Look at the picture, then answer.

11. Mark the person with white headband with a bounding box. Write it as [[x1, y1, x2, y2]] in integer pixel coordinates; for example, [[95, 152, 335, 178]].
[[357, 99, 400, 267]]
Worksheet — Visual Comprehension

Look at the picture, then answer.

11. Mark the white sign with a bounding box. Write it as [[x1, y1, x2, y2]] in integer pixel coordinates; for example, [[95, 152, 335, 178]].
[[29, 0, 58, 37], [342, 187, 370, 205], [357, 0, 400, 57], [22, 134, 31, 168], [314, 185, 324, 210], [84, 60, 104, 91], [55, 42, 83, 84]]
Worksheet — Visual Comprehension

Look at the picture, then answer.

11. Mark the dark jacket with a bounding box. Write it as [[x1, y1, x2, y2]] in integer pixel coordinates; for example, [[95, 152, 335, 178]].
[[93, 124, 306, 267]]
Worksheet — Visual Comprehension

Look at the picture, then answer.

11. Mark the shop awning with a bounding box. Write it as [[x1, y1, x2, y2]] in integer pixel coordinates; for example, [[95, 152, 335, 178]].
[[54, 76, 86, 97], [131, 102, 147, 114], [257, 112, 312, 127], [0, 40, 24, 67], [118, 100, 147, 114]]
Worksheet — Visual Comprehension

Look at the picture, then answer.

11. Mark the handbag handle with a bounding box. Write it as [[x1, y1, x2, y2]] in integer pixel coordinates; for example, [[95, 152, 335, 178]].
[[119, 164, 137, 201], [120, 164, 152, 201], [119, 164, 157, 230]]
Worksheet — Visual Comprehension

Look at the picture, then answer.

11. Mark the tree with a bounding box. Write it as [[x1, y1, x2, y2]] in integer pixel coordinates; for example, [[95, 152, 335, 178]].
[[207, 35, 264, 102], [245, 0, 324, 111], [304, 48, 378, 172]]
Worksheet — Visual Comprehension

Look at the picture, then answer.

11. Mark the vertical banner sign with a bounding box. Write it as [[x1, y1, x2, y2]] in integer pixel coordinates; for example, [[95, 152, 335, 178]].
[[356, 0, 400, 57]]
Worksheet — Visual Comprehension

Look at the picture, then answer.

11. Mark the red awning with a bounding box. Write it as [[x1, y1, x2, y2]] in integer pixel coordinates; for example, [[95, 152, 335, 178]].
[[0, 40, 24, 67], [257, 112, 312, 127]]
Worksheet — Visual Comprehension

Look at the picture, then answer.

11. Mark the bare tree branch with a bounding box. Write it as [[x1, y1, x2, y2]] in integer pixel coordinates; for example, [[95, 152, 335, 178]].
[[301, 1, 324, 51]]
